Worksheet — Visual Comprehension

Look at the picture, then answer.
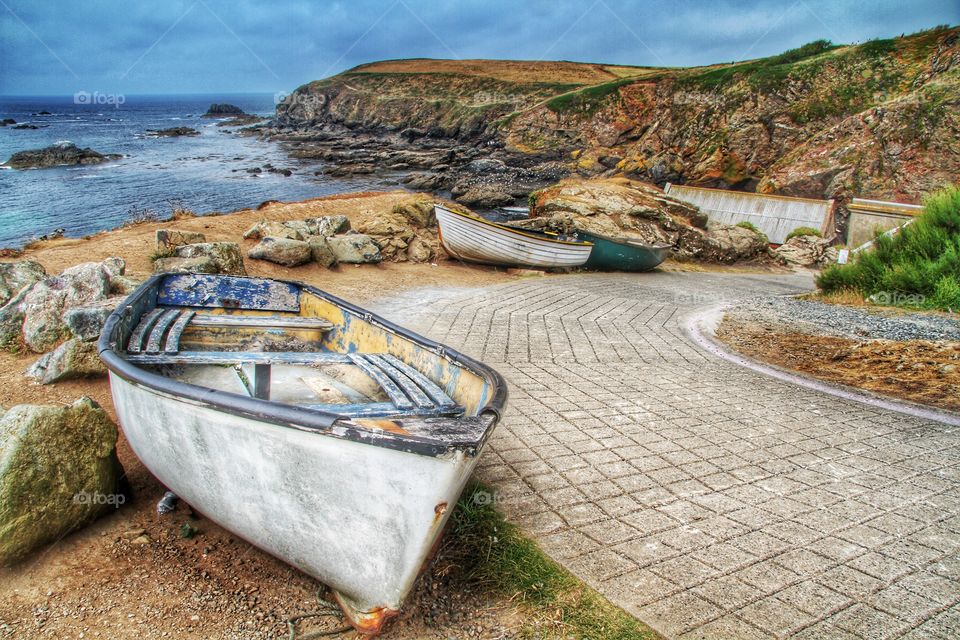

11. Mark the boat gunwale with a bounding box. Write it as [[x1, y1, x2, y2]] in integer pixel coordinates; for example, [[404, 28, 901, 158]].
[[575, 229, 672, 250], [97, 274, 507, 458], [435, 204, 594, 248]]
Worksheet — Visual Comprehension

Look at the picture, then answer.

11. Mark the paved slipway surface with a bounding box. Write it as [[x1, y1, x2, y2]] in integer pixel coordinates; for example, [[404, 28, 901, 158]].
[[371, 271, 960, 640]]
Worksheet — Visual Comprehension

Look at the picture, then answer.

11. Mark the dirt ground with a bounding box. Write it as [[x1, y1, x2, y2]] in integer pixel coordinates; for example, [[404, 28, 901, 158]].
[[716, 321, 960, 413], [350, 59, 633, 85], [0, 192, 525, 640]]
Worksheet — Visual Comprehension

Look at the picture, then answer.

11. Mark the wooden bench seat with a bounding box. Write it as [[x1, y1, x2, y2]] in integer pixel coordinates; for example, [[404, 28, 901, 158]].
[[123, 342, 461, 418], [126, 309, 332, 355]]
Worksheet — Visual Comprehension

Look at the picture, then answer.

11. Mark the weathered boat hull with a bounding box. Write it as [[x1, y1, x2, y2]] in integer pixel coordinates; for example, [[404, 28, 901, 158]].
[[578, 230, 671, 272], [109, 375, 483, 631], [99, 274, 506, 635], [435, 204, 592, 268]]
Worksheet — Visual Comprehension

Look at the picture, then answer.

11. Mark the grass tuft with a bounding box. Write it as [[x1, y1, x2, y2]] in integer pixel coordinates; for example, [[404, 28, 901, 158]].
[[817, 186, 960, 311], [448, 482, 659, 639], [786, 226, 824, 241]]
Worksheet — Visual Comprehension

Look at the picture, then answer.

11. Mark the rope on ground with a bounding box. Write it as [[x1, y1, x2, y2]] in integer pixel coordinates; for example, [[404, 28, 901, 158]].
[[286, 591, 352, 640]]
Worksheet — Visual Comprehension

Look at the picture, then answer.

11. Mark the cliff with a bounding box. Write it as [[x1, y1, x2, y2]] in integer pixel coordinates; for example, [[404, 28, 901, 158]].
[[273, 26, 959, 204]]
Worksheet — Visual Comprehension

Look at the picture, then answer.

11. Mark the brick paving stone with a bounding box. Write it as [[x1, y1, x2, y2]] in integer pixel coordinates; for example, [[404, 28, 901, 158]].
[[639, 591, 724, 637], [693, 574, 765, 609], [734, 561, 802, 594], [738, 595, 814, 636], [678, 615, 775, 639], [831, 604, 911, 640], [867, 585, 941, 624], [374, 272, 960, 639], [776, 580, 852, 616]]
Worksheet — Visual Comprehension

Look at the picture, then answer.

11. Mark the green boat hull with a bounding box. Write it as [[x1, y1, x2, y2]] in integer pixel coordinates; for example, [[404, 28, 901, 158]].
[[578, 231, 671, 272]]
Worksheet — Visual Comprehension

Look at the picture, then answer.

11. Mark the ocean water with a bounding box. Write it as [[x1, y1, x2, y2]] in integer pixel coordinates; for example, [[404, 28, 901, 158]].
[[0, 94, 391, 248]]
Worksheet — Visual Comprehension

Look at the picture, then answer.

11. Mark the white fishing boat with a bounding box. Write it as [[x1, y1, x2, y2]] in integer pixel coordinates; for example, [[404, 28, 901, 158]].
[[435, 204, 593, 268], [98, 274, 507, 635]]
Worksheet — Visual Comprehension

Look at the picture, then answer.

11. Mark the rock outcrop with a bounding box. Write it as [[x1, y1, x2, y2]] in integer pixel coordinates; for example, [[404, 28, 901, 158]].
[[773, 234, 839, 266], [243, 215, 351, 241], [26, 340, 105, 384], [529, 178, 768, 263], [2, 142, 122, 169], [0, 397, 123, 565], [13, 259, 124, 352], [156, 229, 206, 253], [269, 27, 959, 211], [154, 242, 246, 276], [146, 127, 200, 137], [0, 259, 129, 368], [242, 199, 439, 266], [326, 235, 382, 264], [248, 237, 313, 267], [203, 103, 246, 117], [0, 260, 46, 306]]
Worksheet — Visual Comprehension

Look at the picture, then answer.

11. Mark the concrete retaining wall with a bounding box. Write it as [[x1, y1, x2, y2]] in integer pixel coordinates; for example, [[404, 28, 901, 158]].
[[664, 184, 835, 244], [847, 198, 923, 249]]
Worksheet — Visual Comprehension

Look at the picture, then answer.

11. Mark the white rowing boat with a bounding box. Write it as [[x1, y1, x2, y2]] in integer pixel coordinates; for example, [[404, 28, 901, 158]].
[[435, 204, 593, 268], [98, 274, 507, 635]]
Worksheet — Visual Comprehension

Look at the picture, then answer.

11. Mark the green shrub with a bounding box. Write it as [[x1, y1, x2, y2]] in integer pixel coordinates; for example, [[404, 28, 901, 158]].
[[736, 220, 769, 245], [816, 186, 960, 311], [786, 226, 824, 240]]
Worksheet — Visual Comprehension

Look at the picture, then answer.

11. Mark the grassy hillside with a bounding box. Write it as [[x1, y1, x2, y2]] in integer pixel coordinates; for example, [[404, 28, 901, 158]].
[[277, 26, 960, 201]]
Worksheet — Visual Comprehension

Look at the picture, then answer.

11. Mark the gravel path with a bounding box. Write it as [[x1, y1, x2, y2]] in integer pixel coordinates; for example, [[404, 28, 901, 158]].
[[725, 296, 960, 342]]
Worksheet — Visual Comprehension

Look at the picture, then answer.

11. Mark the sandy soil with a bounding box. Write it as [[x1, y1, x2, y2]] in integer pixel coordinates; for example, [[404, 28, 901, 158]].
[[0, 191, 527, 640], [716, 321, 960, 413]]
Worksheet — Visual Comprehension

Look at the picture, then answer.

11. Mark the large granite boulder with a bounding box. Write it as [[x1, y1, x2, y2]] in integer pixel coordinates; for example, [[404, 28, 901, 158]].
[[326, 235, 382, 264], [773, 235, 838, 267], [152, 256, 218, 275], [19, 261, 114, 352], [455, 186, 514, 208], [242, 220, 309, 241], [64, 298, 123, 341], [248, 237, 313, 267], [244, 216, 350, 241], [26, 339, 106, 384], [406, 236, 435, 263], [705, 225, 770, 262], [156, 229, 206, 253], [307, 215, 350, 238], [0, 286, 30, 350], [0, 259, 125, 351], [0, 261, 46, 306], [0, 398, 123, 565], [154, 243, 246, 276], [307, 236, 337, 268], [392, 196, 436, 228]]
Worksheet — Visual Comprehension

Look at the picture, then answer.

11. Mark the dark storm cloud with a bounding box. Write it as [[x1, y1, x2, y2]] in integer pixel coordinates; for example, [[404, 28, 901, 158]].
[[0, 0, 955, 94]]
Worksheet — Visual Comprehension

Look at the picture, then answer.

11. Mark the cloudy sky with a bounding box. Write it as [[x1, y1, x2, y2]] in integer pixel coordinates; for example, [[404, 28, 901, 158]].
[[0, 0, 954, 95]]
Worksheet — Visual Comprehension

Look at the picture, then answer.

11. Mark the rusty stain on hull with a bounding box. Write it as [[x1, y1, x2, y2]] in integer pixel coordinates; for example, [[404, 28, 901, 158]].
[[333, 591, 400, 636]]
